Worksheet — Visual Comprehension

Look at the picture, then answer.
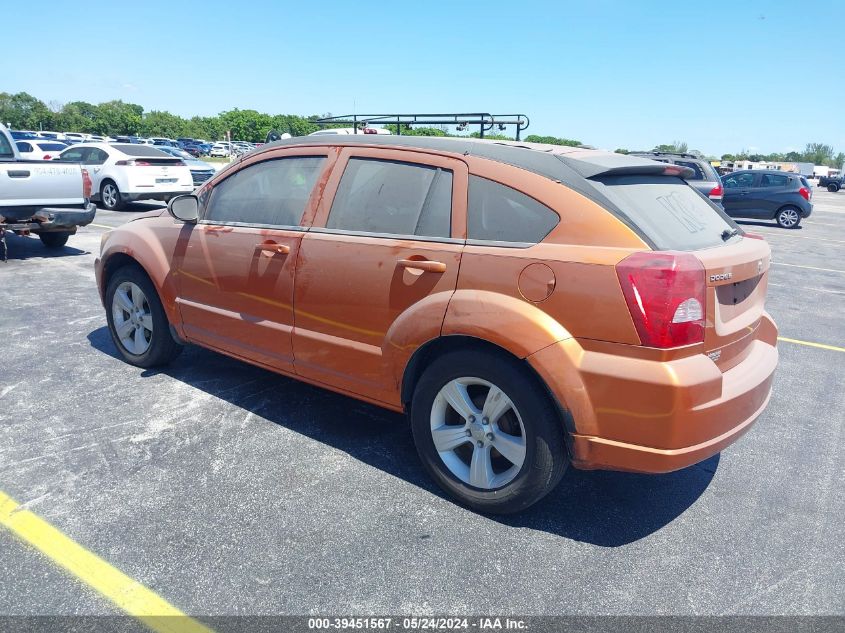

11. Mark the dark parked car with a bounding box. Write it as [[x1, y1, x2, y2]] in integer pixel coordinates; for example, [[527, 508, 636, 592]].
[[818, 175, 842, 192], [630, 151, 724, 207], [722, 170, 813, 228]]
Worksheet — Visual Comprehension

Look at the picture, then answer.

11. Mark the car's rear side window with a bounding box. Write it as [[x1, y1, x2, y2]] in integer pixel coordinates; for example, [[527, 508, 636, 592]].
[[467, 176, 559, 244], [0, 133, 15, 159], [591, 175, 738, 251], [327, 158, 452, 238], [205, 156, 326, 227]]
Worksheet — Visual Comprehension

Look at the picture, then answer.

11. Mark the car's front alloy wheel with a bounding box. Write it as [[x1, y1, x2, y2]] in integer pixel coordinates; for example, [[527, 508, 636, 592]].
[[111, 281, 153, 355], [105, 264, 182, 368]]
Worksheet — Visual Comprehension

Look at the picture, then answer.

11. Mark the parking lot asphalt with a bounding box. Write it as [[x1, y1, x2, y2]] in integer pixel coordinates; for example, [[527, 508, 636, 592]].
[[0, 190, 843, 618]]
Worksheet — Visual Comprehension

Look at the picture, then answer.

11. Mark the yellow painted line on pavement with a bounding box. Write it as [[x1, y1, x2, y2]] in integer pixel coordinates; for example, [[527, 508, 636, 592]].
[[777, 337, 845, 353], [772, 262, 845, 274], [0, 491, 213, 633]]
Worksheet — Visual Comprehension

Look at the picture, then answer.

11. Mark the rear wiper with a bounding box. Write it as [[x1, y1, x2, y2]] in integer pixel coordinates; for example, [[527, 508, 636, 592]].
[[721, 228, 739, 241]]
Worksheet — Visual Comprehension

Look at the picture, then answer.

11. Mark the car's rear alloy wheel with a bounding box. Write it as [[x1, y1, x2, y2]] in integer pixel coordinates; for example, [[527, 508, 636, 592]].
[[776, 206, 801, 228], [411, 349, 567, 514], [100, 181, 124, 211], [105, 265, 182, 367], [430, 377, 527, 489], [112, 281, 153, 355]]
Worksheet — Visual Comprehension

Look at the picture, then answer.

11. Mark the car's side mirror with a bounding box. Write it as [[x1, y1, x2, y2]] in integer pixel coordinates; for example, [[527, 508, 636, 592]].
[[168, 195, 199, 223]]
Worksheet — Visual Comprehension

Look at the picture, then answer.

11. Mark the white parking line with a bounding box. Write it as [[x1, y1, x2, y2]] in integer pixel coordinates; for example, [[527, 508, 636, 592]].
[[771, 262, 845, 274], [768, 282, 844, 296]]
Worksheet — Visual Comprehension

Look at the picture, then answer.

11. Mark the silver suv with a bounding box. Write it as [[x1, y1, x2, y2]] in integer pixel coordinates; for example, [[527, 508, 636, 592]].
[[630, 151, 724, 208]]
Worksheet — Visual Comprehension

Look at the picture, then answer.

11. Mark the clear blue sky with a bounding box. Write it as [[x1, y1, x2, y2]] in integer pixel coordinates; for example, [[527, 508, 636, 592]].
[[3, 0, 843, 156]]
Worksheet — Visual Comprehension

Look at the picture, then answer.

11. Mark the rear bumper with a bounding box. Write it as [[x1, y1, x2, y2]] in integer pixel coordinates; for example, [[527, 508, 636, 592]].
[[123, 188, 193, 202], [1, 203, 96, 232], [528, 313, 779, 474]]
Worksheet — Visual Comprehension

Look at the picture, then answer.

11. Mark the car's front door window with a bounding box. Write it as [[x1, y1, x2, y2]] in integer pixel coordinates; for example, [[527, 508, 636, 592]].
[[724, 173, 755, 189], [204, 157, 326, 227]]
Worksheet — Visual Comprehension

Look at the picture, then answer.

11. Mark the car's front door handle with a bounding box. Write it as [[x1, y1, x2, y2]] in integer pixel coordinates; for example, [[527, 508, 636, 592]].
[[256, 241, 290, 255], [7, 170, 30, 178], [397, 259, 446, 273]]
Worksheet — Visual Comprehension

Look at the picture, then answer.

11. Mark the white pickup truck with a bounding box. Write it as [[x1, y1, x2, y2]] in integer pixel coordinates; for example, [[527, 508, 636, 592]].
[[0, 123, 96, 258]]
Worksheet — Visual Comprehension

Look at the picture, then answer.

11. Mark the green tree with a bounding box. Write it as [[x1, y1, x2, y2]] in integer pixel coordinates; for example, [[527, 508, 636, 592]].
[[615, 148, 629, 154], [218, 109, 272, 142], [654, 140, 688, 153], [803, 142, 835, 166], [0, 92, 54, 130], [92, 100, 143, 136], [524, 134, 581, 146], [55, 101, 98, 132], [140, 110, 187, 138]]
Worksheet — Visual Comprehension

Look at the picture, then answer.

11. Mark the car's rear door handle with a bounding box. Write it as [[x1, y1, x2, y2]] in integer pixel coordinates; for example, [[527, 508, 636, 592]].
[[256, 241, 290, 255], [7, 170, 30, 178], [397, 259, 446, 273]]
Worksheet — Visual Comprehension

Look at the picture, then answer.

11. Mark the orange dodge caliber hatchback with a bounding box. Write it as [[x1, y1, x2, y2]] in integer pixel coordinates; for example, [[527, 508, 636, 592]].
[[95, 136, 778, 513]]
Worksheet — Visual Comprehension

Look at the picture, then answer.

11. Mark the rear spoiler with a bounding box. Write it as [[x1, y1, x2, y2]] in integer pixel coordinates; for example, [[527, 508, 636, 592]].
[[557, 153, 695, 180]]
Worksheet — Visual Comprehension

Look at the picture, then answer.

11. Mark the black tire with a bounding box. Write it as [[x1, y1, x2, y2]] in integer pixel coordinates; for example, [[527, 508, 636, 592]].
[[775, 205, 802, 229], [828, 184, 840, 193], [100, 180, 124, 211], [105, 264, 182, 368], [38, 232, 70, 248], [410, 349, 567, 514]]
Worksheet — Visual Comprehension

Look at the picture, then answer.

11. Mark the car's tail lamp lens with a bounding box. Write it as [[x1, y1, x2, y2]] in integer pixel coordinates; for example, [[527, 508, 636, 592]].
[[81, 168, 92, 199], [363, 128, 377, 134], [616, 251, 706, 348], [744, 232, 766, 240], [799, 187, 811, 201], [709, 184, 724, 198]]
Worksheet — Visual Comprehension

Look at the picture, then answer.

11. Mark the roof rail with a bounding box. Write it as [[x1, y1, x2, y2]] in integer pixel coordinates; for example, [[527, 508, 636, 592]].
[[314, 112, 531, 140]]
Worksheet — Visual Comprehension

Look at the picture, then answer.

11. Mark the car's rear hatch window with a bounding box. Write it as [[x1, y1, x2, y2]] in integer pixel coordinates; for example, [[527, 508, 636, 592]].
[[590, 175, 739, 251]]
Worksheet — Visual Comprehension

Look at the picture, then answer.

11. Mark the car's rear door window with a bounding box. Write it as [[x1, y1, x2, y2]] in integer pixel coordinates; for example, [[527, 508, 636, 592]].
[[204, 156, 326, 228], [591, 175, 739, 251], [759, 174, 789, 187], [326, 158, 452, 238], [467, 176, 559, 244]]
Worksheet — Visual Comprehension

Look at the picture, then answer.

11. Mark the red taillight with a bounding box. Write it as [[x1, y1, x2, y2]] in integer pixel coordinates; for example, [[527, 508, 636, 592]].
[[744, 232, 766, 240], [799, 187, 810, 201], [43, 154, 52, 161], [709, 184, 723, 198], [663, 166, 684, 176], [363, 128, 377, 134], [615, 252, 706, 348], [81, 168, 92, 199]]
